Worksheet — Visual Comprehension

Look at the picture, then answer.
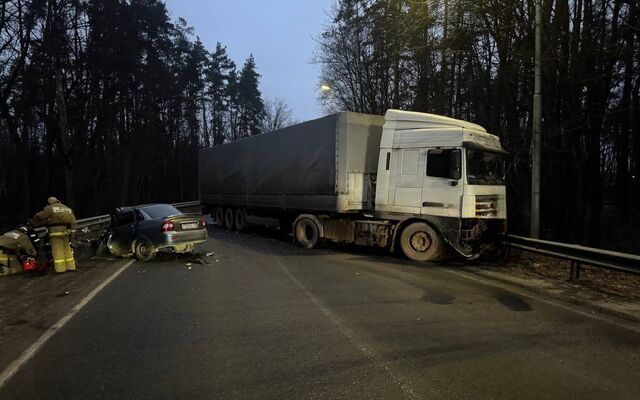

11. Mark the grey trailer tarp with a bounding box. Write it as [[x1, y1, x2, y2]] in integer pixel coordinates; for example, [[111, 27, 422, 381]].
[[199, 112, 384, 213]]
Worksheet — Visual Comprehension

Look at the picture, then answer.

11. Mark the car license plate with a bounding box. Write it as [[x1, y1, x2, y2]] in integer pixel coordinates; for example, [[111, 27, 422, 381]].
[[182, 223, 198, 230]]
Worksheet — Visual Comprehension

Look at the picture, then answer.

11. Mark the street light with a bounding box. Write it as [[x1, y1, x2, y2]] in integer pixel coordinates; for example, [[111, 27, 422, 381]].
[[320, 84, 331, 93]]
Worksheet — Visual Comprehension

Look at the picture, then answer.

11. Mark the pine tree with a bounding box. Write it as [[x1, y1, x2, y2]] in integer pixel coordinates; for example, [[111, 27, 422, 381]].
[[206, 42, 234, 145], [225, 64, 240, 142], [236, 55, 265, 138]]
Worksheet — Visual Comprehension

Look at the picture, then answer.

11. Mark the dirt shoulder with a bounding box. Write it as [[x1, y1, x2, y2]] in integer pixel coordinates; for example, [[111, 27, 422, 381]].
[[475, 250, 640, 322]]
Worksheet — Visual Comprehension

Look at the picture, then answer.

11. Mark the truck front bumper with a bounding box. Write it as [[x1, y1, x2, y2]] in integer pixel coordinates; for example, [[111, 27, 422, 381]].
[[436, 218, 506, 258]]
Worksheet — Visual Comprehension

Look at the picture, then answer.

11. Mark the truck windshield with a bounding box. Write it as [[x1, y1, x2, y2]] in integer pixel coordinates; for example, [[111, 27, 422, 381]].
[[466, 149, 505, 185]]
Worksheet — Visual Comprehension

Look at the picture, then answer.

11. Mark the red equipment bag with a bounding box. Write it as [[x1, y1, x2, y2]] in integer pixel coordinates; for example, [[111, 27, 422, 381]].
[[20, 256, 39, 272]]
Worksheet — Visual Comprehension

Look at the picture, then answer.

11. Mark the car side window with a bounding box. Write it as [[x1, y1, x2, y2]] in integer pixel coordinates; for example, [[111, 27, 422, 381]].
[[134, 210, 145, 222], [115, 211, 135, 226]]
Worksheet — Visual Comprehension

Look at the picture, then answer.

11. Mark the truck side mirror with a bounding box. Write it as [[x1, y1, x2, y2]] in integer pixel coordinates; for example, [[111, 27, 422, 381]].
[[449, 149, 461, 180]]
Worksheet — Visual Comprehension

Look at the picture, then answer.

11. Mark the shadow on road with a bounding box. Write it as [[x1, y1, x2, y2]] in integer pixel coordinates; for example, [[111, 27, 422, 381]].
[[205, 223, 473, 272]]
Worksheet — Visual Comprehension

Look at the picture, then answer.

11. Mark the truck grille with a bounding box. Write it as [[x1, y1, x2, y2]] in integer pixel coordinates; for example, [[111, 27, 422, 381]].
[[475, 195, 498, 217]]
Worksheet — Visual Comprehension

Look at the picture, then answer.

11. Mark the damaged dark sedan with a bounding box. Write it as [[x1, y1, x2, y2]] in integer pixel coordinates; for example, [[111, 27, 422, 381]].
[[98, 204, 207, 261]]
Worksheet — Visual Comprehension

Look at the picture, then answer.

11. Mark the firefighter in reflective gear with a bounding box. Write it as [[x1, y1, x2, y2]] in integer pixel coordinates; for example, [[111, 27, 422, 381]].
[[32, 197, 77, 273], [0, 225, 37, 275]]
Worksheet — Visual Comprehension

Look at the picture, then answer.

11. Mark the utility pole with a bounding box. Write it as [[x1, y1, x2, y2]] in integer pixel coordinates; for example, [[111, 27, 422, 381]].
[[531, 0, 542, 238]]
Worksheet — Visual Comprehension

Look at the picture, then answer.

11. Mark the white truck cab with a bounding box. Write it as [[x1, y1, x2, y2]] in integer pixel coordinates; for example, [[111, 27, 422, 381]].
[[374, 110, 507, 258]]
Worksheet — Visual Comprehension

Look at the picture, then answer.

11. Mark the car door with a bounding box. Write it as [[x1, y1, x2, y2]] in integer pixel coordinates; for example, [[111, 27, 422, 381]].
[[108, 210, 137, 255]]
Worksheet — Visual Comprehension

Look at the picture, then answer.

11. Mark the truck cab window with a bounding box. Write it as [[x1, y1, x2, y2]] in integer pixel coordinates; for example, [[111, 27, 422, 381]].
[[427, 149, 461, 180]]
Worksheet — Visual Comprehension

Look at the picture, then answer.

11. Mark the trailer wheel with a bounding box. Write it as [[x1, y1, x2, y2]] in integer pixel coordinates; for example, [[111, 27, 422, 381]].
[[294, 217, 320, 249], [215, 207, 225, 227], [399, 222, 443, 262], [224, 208, 235, 230], [234, 208, 247, 231]]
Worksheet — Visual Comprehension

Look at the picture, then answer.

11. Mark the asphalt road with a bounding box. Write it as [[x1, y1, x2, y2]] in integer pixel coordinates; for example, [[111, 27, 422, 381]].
[[1, 226, 639, 399]]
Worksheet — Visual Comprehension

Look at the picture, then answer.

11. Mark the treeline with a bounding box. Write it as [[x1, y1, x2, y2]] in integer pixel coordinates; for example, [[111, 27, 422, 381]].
[[316, 0, 639, 251], [0, 0, 295, 222]]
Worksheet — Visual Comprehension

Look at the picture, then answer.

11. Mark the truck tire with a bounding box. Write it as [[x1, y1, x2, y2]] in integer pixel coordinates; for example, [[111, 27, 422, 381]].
[[224, 208, 235, 230], [234, 208, 247, 231], [215, 207, 225, 227], [294, 217, 320, 249], [399, 222, 443, 262]]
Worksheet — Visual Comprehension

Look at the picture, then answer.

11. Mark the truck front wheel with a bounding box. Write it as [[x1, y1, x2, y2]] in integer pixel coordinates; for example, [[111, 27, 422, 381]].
[[294, 217, 320, 249], [400, 222, 443, 262]]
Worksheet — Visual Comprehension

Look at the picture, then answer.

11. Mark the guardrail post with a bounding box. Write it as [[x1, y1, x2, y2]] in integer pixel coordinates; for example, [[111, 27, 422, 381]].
[[569, 261, 581, 281]]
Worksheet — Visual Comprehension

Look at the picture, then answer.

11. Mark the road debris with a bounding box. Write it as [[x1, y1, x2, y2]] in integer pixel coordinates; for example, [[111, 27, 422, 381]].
[[205, 251, 216, 257]]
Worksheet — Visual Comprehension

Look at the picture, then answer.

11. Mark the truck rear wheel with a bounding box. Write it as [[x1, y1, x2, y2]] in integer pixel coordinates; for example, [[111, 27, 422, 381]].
[[234, 208, 247, 231], [400, 222, 443, 262], [215, 207, 225, 226], [224, 208, 235, 230], [294, 217, 320, 249]]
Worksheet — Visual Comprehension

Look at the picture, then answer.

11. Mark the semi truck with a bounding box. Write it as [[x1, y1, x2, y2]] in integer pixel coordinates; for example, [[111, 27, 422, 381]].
[[199, 110, 507, 261]]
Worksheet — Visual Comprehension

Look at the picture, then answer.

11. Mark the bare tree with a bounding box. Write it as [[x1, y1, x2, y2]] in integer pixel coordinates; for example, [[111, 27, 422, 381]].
[[315, 0, 639, 251], [261, 97, 295, 132]]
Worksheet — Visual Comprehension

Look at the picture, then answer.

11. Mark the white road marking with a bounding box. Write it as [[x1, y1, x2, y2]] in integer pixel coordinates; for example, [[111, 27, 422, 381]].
[[263, 241, 424, 400], [0, 259, 136, 389]]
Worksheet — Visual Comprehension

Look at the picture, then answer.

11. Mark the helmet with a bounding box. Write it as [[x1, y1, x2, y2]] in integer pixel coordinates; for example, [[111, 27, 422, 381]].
[[47, 197, 60, 205]]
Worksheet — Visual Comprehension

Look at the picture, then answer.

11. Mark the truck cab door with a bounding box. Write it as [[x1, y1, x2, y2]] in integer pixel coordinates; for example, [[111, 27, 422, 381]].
[[421, 148, 464, 217], [390, 148, 425, 212]]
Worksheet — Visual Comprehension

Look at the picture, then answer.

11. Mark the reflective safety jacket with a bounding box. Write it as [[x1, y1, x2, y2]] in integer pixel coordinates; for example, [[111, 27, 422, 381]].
[[0, 230, 37, 256], [33, 202, 77, 229]]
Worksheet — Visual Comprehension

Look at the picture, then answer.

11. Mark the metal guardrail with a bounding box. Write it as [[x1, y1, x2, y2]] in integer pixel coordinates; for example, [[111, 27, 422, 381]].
[[503, 234, 640, 279], [75, 200, 201, 230], [35, 200, 201, 234]]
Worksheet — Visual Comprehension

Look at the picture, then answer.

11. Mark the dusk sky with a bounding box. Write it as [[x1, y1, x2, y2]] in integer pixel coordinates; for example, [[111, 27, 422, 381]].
[[163, 0, 335, 121]]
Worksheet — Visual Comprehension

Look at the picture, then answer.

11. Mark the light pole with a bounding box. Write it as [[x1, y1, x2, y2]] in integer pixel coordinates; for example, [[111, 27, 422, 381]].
[[531, 0, 542, 238]]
